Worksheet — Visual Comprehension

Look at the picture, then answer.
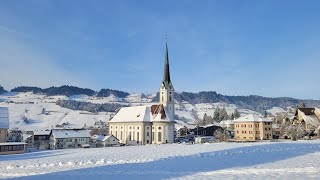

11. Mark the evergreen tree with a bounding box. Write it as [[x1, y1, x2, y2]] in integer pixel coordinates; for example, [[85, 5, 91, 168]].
[[230, 113, 235, 120], [234, 109, 241, 119], [213, 107, 220, 121], [219, 107, 229, 121], [264, 110, 268, 117]]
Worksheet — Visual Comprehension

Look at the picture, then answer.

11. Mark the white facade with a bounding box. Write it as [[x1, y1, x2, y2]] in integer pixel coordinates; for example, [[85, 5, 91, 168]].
[[49, 129, 91, 149], [108, 43, 176, 145]]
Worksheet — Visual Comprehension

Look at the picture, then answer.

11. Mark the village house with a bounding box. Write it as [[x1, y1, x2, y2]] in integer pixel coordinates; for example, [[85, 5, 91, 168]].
[[0, 107, 27, 155], [49, 129, 91, 149], [234, 114, 273, 141], [191, 124, 222, 137], [91, 134, 119, 147], [34, 130, 50, 150], [293, 108, 320, 132], [22, 131, 34, 148], [108, 43, 175, 145]]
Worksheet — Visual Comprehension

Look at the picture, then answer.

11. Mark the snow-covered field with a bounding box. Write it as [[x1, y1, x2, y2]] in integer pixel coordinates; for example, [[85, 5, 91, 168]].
[[1, 140, 320, 179]]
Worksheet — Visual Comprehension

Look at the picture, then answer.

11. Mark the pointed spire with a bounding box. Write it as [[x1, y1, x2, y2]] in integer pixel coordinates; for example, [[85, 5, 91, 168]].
[[163, 42, 171, 84]]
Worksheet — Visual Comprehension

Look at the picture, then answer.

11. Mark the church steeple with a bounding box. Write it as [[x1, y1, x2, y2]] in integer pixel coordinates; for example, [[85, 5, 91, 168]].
[[163, 43, 171, 84], [160, 42, 175, 121]]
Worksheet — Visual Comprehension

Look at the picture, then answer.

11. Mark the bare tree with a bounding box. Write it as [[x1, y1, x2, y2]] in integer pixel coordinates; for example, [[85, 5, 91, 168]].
[[284, 124, 305, 141]]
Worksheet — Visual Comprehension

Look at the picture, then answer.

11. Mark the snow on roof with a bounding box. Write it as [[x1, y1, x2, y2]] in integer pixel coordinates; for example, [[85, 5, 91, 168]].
[[110, 106, 151, 122], [51, 129, 91, 139], [109, 104, 173, 123], [0, 107, 9, 129], [299, 110, 320, 127], [220, 120, 234, 126], [34, 130, 51, 136], [234, 114, 273, 123], [0, 142, 27, 146]]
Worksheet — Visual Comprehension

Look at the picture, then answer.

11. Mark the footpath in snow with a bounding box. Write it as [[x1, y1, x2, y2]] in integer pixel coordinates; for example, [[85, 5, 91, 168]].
[[0, 140, 320, 179]]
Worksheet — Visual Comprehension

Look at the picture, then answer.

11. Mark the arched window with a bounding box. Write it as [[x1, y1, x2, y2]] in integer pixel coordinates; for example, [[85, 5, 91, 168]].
[[169, 96, 172, 101]]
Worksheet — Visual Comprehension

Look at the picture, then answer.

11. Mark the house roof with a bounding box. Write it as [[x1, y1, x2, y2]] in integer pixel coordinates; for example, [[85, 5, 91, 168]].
[[98, 135, 118, 142], [0, 142, 27, 146], [298, 109, 320, 127], [34, 130, 51, 136], [109, 104, 173, 123], [234, 114, 273, 123], [50, 129, 91, 139], [296, 108, 315, 116], [0, 107, 9, 129]]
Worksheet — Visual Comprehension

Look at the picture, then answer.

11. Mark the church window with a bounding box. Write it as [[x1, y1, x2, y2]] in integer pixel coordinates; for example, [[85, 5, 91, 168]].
[[115, 131, 118, 138], [162, 96, 164, 102], [152, 132, 155, 141], [169, 96, 172, 101], [120, 131, 123, 140], [129, 132, 131, 141], [158, 127, 161, 130], [137, 132, 139, 141], [147, 132, 149, 136], [158, 132, 162, 142]]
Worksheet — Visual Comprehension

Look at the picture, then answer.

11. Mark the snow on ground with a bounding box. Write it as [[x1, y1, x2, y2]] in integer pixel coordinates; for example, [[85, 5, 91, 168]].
[[0, 102, 112, 131], [1, 140, 320, 179]]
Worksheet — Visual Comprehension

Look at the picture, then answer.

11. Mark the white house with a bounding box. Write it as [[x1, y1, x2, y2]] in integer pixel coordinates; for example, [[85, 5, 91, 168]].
[[49, 129, 91, 149], [108, 43, 176, 145], [93, 134, 119, 147]]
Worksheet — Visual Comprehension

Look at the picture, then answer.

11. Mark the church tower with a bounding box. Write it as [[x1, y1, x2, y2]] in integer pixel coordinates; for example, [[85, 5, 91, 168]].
[[160, 43, 175, 120]]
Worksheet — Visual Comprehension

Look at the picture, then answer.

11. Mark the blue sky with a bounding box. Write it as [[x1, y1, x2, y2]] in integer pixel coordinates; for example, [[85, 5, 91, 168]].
[[0, 0, 320, 99]]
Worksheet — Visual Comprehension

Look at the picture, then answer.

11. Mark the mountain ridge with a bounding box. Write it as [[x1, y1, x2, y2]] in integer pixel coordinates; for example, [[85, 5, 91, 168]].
[[3, 85, 320, 112]]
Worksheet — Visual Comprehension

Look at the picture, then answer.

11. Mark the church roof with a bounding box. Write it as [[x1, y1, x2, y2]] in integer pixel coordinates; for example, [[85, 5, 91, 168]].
[[109, 104, 174, 123]]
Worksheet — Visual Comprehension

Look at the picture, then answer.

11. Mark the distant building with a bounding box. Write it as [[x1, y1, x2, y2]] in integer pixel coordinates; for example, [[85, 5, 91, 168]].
[[0, 107, 9, 143], [34, 130, 50, 150], [234, 114, 273, 141], [0, 142, 27, 155], [220, 120, 235, 131], [108, 43, 175, 145], [7, 130, 23, 142], [176, 126, 191, 138], [191, 124, 222, 137], [23, 131, 34, 148], [0, 107, 27, 155], [293, 108, 320, 131], [49, 129, 91, 149], [92, 134, 119, 147]]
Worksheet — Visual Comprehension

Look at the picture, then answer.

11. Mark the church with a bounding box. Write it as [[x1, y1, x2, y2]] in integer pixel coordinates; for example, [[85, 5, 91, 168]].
[[108, 43, 175, 145]]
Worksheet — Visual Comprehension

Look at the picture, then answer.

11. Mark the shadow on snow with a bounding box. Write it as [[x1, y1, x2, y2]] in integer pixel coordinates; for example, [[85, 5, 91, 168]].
[[7, 142, 320, 180]]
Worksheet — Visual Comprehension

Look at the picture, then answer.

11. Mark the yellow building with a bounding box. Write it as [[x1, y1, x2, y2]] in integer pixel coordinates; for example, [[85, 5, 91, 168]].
[[234, 114, 273, 141]]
